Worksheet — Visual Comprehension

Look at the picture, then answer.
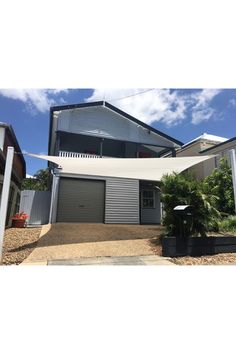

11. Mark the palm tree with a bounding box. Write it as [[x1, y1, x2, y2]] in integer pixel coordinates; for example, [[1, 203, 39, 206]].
[[161, 172, 220, 237], [22, 168, 50, 191]]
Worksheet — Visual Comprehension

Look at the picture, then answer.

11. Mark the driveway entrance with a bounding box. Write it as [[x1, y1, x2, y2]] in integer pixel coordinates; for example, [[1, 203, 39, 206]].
[[23, 223, 164, 264]]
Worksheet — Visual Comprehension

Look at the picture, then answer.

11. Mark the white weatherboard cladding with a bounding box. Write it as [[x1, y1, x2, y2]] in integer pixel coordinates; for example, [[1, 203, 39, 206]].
[[105, 178, 139, 224], [57, 106, 176, 147]]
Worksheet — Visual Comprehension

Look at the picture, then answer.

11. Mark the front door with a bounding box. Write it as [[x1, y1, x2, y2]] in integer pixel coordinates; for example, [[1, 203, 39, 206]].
[[140, 186, 160, 224]]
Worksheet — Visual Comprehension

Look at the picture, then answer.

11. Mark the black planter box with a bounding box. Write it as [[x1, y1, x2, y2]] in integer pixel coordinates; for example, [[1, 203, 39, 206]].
[[162, 236, 236, 257]]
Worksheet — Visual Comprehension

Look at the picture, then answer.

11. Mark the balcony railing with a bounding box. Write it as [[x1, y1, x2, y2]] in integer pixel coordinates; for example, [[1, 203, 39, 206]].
[[59, 151, 112, 158]]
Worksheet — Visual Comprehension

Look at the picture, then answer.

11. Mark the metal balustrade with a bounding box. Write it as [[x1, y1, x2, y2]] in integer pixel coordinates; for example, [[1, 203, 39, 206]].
[[59, 151, 109, 158]]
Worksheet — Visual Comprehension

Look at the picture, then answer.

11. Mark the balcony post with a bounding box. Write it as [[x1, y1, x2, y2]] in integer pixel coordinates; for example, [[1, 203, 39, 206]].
[[171, 148, 176, 157], [100, 138, 104, 158]]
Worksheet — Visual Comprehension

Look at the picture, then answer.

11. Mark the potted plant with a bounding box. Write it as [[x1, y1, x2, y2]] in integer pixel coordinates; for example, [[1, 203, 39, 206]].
[[11, 211, 29, 228]]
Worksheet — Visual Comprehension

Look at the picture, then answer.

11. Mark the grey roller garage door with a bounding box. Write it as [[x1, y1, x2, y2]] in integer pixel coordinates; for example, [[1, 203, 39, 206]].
[[57, 178, 105, 222]]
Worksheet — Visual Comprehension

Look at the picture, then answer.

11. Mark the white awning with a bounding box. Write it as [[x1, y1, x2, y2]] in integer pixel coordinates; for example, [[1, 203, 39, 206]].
[[28, 154, 215, 181]]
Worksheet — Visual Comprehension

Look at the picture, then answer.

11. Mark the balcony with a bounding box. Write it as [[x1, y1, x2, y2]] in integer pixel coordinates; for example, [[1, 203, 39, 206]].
[[59, 151, 111, 158]]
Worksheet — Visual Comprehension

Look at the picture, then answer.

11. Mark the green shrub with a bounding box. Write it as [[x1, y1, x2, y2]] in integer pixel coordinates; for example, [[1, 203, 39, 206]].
[[161, 172, 221, 237], [204, 158, 234, 214], [218, 216, 236, 232]]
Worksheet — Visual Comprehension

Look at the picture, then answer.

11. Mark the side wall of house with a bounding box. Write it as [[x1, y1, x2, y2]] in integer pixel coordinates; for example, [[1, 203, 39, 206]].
[[201, 140, 236, 177]]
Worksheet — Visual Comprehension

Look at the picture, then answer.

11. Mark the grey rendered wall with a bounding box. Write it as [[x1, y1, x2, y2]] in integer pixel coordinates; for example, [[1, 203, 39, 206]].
[[20, 190, 51, 225], [105, 178, 139, 224]]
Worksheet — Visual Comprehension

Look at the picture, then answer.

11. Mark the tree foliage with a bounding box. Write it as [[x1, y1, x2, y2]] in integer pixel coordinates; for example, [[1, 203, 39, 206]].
[[161, 172, 220, 237], [204, 158, 234, 215], [22, 168, 50, 191]]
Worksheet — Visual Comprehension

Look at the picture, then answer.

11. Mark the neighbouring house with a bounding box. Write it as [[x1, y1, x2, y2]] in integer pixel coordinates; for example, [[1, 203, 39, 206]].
[[47, 101, 184, 224], [200, 136, 236, 173], [0, 122, 26, 226], [168, 133, 228, 179]]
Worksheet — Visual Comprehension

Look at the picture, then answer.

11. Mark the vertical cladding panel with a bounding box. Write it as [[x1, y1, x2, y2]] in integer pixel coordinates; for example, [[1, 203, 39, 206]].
[[20, 190, 51, 225], [105, 178, 139, 224], [141, 191, 161, 224]]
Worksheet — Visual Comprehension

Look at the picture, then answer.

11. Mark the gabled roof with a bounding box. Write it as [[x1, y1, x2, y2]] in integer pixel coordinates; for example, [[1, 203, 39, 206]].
[[48, 101, 183, 154], [182, 132, 227, 149], [199, 136, 236, 154]]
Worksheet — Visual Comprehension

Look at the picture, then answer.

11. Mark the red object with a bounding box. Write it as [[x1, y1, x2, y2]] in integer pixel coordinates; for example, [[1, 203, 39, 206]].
[[138, 152, 152, 158], [11, 211, 29, 228], [12, 219, 26, 228]]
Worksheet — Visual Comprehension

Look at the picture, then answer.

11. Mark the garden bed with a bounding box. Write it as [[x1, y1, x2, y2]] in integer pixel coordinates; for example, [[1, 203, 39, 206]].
[[1, 227, 42, 265], [162, 235, 236, 257], [150, 232, 236, 265], [171, 253, 236, 265]]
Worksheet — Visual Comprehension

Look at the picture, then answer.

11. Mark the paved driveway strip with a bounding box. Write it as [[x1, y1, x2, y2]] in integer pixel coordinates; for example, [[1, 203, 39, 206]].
[[47, 255, 174, 265]]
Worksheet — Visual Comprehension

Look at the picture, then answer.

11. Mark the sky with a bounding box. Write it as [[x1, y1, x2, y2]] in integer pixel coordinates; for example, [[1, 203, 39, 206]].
[[0, 88, 236, 176]]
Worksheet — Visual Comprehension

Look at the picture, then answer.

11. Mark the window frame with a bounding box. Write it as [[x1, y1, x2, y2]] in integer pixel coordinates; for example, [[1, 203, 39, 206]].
[[141, 189, 155, 209]]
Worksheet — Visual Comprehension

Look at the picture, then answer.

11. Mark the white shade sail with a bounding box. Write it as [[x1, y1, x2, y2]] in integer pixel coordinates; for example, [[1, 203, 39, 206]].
[[28, 154, 214, 181]]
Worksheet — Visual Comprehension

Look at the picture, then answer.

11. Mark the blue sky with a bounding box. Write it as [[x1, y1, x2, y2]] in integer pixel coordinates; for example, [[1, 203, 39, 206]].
[[0, 88, 236, 176]]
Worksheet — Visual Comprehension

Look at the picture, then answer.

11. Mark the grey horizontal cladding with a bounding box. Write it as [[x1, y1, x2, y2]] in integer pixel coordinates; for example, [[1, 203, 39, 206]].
[[105, 178, 139, 224]]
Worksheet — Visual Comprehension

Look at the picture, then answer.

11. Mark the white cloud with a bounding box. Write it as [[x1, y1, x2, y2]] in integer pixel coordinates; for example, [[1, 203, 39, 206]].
[[191, 107, 215, 124], [0, 89, 68, 113], [86, 88, 222, 127], [190, 89, 221, 124], [229, 98, 236, 107], [86, 89, 188, 126]]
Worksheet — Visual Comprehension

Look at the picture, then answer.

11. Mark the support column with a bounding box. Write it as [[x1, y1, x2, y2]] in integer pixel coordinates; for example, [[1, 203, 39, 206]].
[[171, 148, 176, 157], [0, 147, 14, 262], [230, 149, 236, 214], [100, 138, 104, 158], [49, 172, 60, 223]]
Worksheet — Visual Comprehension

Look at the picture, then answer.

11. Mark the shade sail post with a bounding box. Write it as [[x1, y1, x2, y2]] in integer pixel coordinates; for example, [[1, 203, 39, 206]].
[[230, 149, 236, 214], [0, 147, 14, 262]]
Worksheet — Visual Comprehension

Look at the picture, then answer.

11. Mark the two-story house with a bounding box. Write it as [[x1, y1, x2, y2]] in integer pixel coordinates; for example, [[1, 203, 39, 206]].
[[47, 101, 183, 225], [0, 122, 26, 226], [47, 101, 184, 224]]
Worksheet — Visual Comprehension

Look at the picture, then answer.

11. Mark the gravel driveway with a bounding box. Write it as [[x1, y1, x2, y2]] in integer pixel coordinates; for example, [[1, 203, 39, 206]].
[[1, 227, 42, 265], [23, 223, 163, 264]]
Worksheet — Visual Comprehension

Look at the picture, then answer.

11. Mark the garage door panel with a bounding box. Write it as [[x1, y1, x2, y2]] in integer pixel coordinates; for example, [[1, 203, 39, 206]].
[[57, 178, 105, 222]]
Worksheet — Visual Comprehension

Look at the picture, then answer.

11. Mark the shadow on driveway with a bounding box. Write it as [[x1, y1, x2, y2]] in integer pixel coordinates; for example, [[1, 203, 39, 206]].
[[12, 223, 163, 252]]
